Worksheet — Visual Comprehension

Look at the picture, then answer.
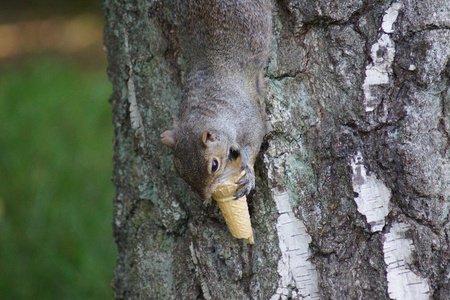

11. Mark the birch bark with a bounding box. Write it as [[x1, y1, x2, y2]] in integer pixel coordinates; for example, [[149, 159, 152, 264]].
[[104, 0, 449, 298]]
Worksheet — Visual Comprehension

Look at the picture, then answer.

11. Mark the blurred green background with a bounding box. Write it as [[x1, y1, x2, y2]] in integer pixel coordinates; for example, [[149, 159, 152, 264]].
[[0, 1, 116, 299]]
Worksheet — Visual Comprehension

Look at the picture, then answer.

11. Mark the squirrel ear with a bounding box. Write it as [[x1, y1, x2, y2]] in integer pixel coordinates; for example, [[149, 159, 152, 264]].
[[161, 130, 176, 148], [201, 130, 215, 146]]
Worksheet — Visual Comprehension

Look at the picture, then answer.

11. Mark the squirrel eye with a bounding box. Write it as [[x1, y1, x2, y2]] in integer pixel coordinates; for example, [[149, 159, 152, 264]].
[[228, 148, 240, 161], [211, 159, 219, 173]]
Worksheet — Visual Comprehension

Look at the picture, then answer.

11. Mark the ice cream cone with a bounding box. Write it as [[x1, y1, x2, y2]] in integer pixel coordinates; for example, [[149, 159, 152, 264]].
[[212, 171, 254, 244]]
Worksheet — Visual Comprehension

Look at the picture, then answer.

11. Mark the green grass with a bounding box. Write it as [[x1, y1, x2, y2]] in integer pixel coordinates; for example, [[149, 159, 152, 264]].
[[0, 56, 116, 299]]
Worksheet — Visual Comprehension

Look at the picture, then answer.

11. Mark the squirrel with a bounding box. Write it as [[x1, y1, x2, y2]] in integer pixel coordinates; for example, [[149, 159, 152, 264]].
[[161, 0, 272, 200]]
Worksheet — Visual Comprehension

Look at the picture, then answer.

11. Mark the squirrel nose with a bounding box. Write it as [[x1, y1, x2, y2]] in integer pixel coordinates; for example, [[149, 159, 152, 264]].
[[198, 187, 212, 200], [202, 192, 212, 200]]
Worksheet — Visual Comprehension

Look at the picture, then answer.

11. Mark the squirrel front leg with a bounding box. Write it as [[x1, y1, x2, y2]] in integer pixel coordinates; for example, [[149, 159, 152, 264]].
[[234, 146, 257, 199]]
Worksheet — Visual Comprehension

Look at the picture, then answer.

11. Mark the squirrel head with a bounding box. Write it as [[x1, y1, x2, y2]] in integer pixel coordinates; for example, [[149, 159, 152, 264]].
[[161, 129, 240, 199]]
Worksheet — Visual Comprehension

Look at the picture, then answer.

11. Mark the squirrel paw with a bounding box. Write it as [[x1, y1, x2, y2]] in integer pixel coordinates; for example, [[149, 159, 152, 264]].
[[234, 166, 255, 199]]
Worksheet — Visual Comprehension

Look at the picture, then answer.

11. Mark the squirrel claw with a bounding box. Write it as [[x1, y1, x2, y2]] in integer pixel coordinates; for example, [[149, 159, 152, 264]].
[[234, 189, 248, 199], [236, 177, 248, 186]]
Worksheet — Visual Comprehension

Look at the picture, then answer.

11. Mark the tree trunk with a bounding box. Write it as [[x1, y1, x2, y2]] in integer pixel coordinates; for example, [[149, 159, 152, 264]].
[[103, 0, 449, 299]]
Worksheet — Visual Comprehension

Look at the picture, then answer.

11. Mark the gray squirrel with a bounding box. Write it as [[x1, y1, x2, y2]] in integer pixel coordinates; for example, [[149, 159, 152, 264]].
[[161, 0, 272, 199]]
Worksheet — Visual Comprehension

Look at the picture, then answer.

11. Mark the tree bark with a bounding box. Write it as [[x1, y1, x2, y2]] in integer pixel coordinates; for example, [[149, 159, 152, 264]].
[[103, 0, 449, 299]]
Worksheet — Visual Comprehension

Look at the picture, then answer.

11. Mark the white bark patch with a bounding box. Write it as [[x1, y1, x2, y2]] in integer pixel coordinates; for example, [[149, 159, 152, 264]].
[[270, 190, 320, 300], [381, 2, 402, 34], [351, 152, 390, 232], [124, 28, 145, 149], [383, 222, 431, 299], [362, 3, 402, 112]]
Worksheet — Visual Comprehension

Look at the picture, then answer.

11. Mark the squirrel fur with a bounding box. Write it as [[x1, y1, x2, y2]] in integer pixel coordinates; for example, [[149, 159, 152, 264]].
[[161, 0, 272, 199]]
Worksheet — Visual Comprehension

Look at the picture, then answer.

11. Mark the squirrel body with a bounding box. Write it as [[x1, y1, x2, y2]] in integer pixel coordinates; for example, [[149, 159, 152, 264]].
[[161, 0, 272, 199]]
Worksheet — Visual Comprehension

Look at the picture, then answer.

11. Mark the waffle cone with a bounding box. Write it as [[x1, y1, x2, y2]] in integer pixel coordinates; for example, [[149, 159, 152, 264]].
[[212, 171, 254, 244]]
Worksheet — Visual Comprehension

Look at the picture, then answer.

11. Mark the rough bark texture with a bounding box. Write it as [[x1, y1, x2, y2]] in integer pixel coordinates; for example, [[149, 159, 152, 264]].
[[104, 0, 449, 299]]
